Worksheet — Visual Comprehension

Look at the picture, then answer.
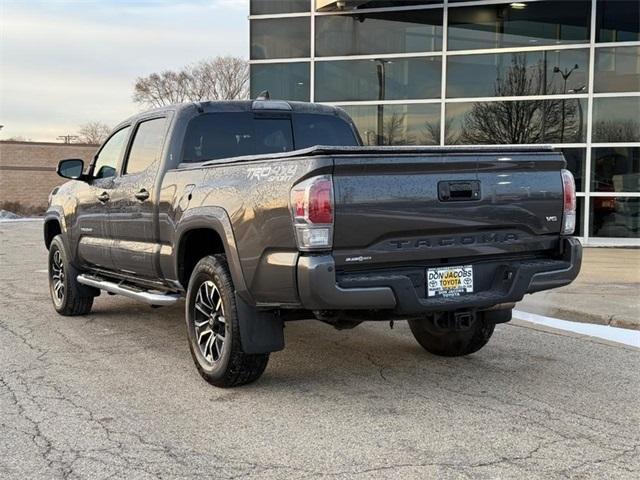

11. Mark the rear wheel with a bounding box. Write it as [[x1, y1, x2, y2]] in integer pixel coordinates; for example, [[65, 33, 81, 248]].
[[48, 235, 94, 316], [408, 311, 497, 357], [185, 255, 269, 387]]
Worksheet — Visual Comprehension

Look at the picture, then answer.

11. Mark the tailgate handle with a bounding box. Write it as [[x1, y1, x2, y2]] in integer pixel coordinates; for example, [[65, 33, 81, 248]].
[[438, 181, 480, 202]]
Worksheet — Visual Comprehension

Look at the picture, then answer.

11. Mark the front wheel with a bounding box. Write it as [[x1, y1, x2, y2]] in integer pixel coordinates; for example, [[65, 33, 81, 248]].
[[48, 235, 94, 316], [185, 255, 269, 388], [408, 312, 497, 357]]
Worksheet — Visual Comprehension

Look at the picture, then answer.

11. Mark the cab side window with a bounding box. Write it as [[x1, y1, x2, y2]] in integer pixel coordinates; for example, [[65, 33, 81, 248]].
[[124, 118, 168, 175], [93, 127, 131, 179]]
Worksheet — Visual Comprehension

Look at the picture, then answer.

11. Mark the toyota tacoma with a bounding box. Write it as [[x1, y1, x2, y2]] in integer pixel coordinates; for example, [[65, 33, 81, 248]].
[[44, 99, 582, 387]]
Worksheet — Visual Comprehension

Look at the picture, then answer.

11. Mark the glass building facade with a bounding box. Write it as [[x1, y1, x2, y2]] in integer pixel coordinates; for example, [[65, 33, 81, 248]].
[[249, 0, 640, 245]]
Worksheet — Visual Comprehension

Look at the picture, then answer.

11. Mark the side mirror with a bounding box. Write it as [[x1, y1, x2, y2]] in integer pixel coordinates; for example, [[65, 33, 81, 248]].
[[57, 159, 85, 180]]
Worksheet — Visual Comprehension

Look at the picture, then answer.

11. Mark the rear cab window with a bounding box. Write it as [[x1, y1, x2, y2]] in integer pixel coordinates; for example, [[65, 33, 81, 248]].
[[181, 111, 358, 163], [292, 113, 358, 149]]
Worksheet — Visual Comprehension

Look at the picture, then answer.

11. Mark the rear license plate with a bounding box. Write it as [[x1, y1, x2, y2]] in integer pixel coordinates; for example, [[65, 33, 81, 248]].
[[427, 265, 474, 297]]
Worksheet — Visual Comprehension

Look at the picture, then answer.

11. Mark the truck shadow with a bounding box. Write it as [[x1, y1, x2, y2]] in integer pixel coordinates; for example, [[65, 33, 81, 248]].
[[84, 296, 561, 395]]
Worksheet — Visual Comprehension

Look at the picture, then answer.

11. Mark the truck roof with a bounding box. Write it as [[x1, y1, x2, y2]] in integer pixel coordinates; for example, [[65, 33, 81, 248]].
[[120, 100, 348, 126]]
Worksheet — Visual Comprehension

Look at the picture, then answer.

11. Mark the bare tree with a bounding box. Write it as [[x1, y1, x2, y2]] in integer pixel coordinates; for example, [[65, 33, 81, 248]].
[[133, 56, 249, 108], [2, 136, 32, 142], [593, 120, 639, 143], [420, 118, 455, 145], [78, 121, 111, 144], [455, 55, 581, 145]]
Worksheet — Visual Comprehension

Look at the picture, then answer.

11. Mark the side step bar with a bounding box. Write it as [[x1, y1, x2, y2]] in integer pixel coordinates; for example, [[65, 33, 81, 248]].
[[77, 274, 180, 306]]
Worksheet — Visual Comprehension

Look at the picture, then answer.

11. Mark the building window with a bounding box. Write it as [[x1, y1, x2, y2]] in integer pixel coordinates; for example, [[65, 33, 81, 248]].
[[590, 197, 639, 238], [596, 0, 640, 43], [447, 49, 589, 98], [250, 63, 310, 101], [594, 46, 640, 93], [250, 0, 310, 15], [314, 9, 442, 57], [317, 1, 443, 10], [591, 147, 640, 193], [560, 148, 586, 192], [447, 1, 591, 51], [340, 104, 441, 146], [592, 97, 640, 143], [314, 57, 441, 102], [445, 98, 587, 145], [250, 18, 310, 59]]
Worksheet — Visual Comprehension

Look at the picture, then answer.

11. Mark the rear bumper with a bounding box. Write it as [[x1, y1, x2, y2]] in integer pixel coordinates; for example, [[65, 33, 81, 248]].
[[297, 237, 582, 315]]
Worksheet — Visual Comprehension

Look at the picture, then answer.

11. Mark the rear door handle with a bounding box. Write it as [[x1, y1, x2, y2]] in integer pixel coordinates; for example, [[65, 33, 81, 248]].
[[97, 192, 110, 202], [134, 189, 150, 201]]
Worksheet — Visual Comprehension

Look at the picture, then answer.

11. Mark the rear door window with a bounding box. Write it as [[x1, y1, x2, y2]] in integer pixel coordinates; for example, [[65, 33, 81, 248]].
[[124, 118, 168, 175], [182, 113, 293, 163]]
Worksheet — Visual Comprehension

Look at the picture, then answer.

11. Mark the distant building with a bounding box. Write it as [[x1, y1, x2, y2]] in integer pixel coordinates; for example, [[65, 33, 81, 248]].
[[0, 141, 98, 213], [248, 0, 639, 245]]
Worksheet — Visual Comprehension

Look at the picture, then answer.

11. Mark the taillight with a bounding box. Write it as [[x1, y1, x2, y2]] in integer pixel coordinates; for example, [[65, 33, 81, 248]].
[[561, 169, 576, 235], [290, 175, 334, 250]]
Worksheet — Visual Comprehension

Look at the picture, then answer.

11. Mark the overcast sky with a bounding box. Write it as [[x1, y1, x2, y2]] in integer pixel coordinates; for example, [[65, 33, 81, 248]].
[[0, 0, 249, 141]]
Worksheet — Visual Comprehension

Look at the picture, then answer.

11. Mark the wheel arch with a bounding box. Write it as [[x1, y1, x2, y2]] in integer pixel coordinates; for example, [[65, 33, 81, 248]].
[[174, 208, 251, 302], [44, 214, 63, 250]]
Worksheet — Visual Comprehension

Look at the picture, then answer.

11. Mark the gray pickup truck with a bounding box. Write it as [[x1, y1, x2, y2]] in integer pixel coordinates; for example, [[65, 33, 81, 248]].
[[45, 99, 582, 387]]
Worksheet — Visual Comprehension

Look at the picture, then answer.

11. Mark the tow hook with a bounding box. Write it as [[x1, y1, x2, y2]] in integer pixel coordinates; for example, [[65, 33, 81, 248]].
[[433, 311, 476, 331]]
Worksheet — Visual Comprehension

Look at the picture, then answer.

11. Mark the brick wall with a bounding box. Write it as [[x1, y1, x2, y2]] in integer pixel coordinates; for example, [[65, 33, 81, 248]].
[[0, 141, 98, 211]]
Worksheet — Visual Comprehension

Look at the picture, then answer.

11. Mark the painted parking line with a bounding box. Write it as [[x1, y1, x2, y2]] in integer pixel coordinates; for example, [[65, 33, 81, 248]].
[[0, 218, 43, 223], [513, 310, 640, 348]]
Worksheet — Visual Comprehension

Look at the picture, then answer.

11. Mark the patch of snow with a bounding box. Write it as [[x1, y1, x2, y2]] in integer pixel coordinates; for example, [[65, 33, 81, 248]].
[[513, 310, 640, 348], [0, 210, 21, 220]]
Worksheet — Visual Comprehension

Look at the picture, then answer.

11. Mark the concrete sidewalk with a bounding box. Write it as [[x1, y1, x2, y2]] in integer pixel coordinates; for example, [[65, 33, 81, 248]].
[[518, 247, 640, 330]]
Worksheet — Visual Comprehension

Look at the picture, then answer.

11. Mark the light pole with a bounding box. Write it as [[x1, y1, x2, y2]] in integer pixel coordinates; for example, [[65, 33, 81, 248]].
[[372, 59, 392, 146], [569, 85, 586, 140], [554, 63, 579, 143]]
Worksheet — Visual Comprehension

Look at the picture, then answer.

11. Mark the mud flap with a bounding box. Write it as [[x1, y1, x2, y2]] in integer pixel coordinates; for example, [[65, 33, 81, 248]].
[[235, 293, 285, 354]]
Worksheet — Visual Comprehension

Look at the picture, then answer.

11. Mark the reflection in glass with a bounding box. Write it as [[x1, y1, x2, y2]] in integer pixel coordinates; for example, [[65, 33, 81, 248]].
[[592, 97, 640, 143], [596, 0, 640, 42], [447, 50, 589, 98], [448, 1, 591, 51], [594, 46, 640, 93], [317, 1, 442, 10], [250, 63, 310, 101], [315, 57, 441, 102], [250, 18, 310, 59], [315, 9, 442, 57], [590, 197, 639, 238], [125, 118, 167, 175], [591, 147, 640, 193], [560, 148, 586, 192], [250, 0, 310, 15], [446, 98, 587, 145], [340, 104, 441, 146]]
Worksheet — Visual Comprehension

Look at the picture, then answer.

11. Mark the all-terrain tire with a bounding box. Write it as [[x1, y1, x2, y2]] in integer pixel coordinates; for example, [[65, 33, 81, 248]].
[[408, 313, 496, 357], [185, 255, 269, 388], [48, 235, 94, 316]]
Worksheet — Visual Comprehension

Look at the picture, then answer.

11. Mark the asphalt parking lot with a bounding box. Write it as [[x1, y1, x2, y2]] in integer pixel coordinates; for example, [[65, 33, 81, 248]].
[[1, 221, 639, 479]]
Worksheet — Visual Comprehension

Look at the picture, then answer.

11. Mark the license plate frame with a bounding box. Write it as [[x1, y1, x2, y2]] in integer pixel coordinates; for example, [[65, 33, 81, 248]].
[[427, 265, 474, 298]]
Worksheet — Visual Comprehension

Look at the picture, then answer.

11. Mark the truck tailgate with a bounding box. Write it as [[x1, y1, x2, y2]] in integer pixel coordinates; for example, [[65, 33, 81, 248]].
[[332, 151, 565, 268]]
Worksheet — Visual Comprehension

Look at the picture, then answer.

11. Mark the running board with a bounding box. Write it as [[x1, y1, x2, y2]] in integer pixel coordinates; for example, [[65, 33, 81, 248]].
[[77, 274, 180, 306]]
